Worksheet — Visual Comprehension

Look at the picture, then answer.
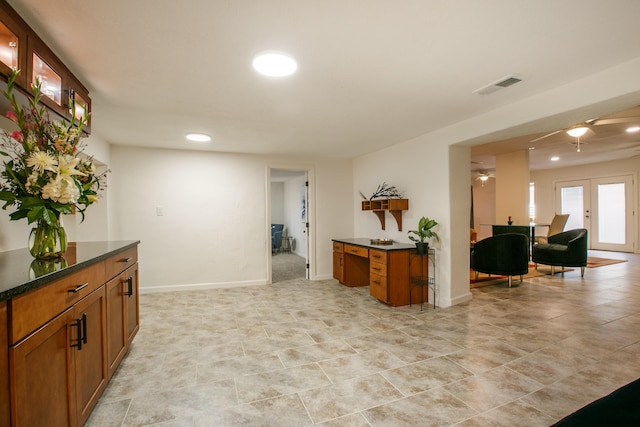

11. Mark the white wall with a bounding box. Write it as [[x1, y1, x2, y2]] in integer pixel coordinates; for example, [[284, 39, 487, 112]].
[[270, 182, 285, 224], [283, 175, 307, 257], [108, 146, 352, 291], [472, 178, 496, 241], [353, 133, 473, 308]]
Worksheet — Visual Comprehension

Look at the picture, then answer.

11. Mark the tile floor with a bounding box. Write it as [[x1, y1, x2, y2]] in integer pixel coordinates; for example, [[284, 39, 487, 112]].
[[87, 251, 640, 426]]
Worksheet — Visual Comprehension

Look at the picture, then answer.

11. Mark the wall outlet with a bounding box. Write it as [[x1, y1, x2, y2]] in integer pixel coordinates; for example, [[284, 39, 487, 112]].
[[156, 206, 163, 216]]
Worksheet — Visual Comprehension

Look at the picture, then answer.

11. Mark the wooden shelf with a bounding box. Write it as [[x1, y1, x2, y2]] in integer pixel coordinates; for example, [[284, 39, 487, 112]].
[[361, 198, 409, 231]]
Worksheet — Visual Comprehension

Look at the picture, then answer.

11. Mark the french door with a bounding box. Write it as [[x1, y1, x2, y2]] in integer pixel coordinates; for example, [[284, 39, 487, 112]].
[[556, 175, 634, 252]]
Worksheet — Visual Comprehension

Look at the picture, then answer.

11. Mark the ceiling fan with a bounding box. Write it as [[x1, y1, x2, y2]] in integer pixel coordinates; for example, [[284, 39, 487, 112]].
[[474, 170, 495, 186], [529, 116, 640, 143]]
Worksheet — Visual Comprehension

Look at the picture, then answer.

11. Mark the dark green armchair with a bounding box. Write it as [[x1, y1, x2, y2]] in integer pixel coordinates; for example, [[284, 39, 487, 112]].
[[471, 233, 530, 287], [532, 228, 588, 277]]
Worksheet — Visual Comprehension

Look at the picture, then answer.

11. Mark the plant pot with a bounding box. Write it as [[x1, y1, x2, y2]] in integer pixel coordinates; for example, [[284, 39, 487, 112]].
[[415, 242, 429, 255]]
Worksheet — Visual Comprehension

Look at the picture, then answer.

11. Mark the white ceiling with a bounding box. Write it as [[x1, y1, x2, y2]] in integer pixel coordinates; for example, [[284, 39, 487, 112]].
[[7, 0, 640, 164]]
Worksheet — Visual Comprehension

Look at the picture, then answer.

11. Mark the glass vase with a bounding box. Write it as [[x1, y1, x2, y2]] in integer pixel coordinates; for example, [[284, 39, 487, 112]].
[[28, 218, 67, 260]]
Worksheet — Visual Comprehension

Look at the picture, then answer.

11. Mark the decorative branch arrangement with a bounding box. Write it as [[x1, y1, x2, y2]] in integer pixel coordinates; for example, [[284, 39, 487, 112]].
[[368, 182, 402, 200]]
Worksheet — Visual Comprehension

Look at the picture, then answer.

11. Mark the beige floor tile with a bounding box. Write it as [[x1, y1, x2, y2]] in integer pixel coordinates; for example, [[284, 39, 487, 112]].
[[300, 373, 404, 423], [235, 363, 331, 403], [381, 356, 474, 395], [87, 251, 640, 426], [363, 387, 477, 427]]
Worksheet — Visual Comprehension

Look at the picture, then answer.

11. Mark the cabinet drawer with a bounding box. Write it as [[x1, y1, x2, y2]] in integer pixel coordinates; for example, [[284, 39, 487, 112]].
[[9, 261, 105, 344], [332, 242, 344, 252], [369, 250, 387, 264], [370, 261, 387, 276], [370, 273, 388, 302], [344, 244, 368, 258], [105, 246, 138, 281]]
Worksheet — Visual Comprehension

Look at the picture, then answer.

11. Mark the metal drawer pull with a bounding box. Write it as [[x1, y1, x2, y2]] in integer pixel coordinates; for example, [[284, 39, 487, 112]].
[[126, 276, 134, 298], [121, 257, 133, 263], [68, 283, 89, 293]]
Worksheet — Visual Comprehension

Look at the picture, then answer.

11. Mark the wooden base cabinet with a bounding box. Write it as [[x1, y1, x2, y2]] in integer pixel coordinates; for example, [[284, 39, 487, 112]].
[[10, 308, 76, 427], [3, 242, 139, 427], [106, 262, 139, 378]]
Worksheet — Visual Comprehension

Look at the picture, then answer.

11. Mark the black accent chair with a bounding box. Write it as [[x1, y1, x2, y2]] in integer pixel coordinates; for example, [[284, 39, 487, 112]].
[[531, 228, 588, 277], [471, 233, 530, 287]]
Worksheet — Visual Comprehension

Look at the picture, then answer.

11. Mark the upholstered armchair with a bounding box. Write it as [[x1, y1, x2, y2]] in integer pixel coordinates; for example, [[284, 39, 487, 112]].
[[471, 233, 530, 287], [271, 224, 284, 253], [534, 213, 569, 244], [531, 228, 588, 277]]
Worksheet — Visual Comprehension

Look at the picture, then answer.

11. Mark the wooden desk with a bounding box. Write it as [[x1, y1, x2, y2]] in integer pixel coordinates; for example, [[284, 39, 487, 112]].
[[332, 238, 428, 307]]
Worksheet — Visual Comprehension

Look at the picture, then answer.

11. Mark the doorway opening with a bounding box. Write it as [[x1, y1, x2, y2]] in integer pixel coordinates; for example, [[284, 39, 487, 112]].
[[270, 168, 310, 283]]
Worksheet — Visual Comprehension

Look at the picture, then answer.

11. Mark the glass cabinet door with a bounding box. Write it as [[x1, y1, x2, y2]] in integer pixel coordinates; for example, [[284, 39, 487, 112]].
[[32, 52, 62, 106], [0, 21, 18, 70]]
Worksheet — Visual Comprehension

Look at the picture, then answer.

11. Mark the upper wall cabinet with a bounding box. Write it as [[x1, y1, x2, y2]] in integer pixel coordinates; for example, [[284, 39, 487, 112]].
[[0, 4, 27, 88], [0, 1, 91, 132]]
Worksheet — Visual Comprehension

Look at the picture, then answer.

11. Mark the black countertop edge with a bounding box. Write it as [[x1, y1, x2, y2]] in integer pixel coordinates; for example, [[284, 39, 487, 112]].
[[0, 240, 140, 302], [332, 238, 416, 251]]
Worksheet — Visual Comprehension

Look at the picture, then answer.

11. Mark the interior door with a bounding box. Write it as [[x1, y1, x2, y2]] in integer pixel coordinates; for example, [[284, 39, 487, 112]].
[[591, 176, 634, 252], [556, 175, 634, 252], [303, 174, 310, 279], [556, 180, 591, 237]]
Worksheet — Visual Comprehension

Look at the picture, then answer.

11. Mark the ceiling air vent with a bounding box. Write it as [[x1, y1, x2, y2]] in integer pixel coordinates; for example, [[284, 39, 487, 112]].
[[473, 74, 523, 95]]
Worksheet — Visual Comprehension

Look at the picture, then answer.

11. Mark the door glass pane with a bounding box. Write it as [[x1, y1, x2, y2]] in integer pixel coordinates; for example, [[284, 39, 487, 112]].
[[32, 53, 62, 105], [0, 21, 18, 70], [561, 186, 584, 230], [598, 183, 625, 244]]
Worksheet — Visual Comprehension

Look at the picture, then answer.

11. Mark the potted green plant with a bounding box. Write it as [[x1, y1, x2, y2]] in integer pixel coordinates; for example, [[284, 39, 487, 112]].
[[408, 216, 440, 254]]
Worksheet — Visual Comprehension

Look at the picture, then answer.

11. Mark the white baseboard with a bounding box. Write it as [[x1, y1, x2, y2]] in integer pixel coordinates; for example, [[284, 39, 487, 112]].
[[140, 279, 267, 294]]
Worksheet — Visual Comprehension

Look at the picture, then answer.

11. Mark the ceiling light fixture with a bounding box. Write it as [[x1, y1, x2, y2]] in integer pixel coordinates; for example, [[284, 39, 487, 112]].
[[252, 51, 297, 77], [626, 126, 640, 133], [566, 126, 588, 152], [185, 133, 211, 142], [550, 156, 560, 162], [566, 127, 588, 138]]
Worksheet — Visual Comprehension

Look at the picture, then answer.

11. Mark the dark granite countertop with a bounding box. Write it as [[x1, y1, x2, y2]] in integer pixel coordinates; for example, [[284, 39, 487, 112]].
[[0, 240, 140, 302], [332, 238, 416, 251]]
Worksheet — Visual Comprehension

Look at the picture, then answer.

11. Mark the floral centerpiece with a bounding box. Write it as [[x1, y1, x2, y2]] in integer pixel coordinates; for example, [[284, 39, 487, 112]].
[[0, 69, 105, 259]]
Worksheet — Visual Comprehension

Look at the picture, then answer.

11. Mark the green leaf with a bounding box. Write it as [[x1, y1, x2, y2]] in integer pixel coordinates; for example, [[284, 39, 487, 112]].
[[0, 191, 15, 202], [26, 206, 45, 223], [10, 209, 29, 221]]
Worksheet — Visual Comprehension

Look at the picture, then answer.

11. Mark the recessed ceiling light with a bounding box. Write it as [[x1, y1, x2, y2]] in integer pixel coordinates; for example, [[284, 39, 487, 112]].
[[252, 51, 297, 77], [626, 126, 640, 133], [185, 133, 211, 142], [550, 156, 560, 162]]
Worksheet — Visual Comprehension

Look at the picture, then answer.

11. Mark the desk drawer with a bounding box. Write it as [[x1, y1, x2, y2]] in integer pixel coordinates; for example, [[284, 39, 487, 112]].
[[369, 250, 387, 264], [344, 244, 368, 258], [370, 261, 387, 276], [105, 246, 138, 281], [332, 242, 344, 252], [370, 273, 387, 302]]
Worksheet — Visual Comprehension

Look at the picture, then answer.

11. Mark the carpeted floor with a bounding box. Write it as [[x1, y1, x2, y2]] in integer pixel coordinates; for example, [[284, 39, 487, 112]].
[[272, 252, 306, 283]]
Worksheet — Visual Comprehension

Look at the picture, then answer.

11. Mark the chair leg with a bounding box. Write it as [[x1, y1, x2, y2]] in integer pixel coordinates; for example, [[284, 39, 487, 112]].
[[508, 276, 512, 287], [475, 271, 479, 280], [581, 266, 585, 277], [519, 275, 523, 284], [551, 266, 555, 275]]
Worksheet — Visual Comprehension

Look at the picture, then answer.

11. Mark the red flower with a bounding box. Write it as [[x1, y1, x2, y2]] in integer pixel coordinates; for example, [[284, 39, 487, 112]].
[[10, 131, 22, 142], [5, 111, 17, 121]]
